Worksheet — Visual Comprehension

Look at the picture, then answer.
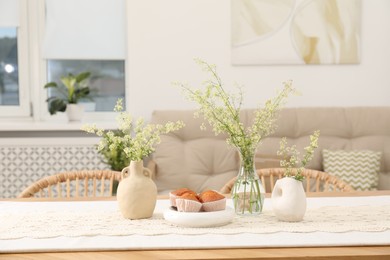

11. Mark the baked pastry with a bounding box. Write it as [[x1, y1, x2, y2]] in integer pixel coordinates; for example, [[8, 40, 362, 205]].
[[171, 188, 196, 196], [175, 193, 202, 212], [199, 190, 226, 212], [179, 192, 200, 202], [169, 188, 226, 212], [199, 190, 225, 203], [169, 188, 197, 207]]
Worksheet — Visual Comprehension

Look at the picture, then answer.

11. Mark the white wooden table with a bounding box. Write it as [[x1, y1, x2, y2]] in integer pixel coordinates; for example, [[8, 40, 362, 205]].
[[1, 191, 389, 260]]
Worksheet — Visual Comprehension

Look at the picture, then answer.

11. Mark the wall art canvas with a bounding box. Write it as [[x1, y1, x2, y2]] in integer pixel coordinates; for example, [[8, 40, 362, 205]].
[[231, 0, 361, 65]]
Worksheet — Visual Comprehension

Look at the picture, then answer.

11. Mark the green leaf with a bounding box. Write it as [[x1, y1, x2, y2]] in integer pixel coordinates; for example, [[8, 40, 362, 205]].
[[75, 72, 91, 83], [60, 76, 77, 90], [44, 82, 57, 88], [47, 98, 67, 115], [76, 87, 90, 96]]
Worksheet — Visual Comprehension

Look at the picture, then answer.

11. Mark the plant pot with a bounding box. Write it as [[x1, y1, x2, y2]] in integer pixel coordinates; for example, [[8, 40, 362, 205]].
[[66, 104, 84, 122], [271, 177, 307, 222], [116, 160, 157, 219]]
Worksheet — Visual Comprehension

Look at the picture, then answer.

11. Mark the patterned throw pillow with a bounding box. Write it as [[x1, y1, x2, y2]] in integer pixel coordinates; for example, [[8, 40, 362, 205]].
[[322, 149, 381, 191]]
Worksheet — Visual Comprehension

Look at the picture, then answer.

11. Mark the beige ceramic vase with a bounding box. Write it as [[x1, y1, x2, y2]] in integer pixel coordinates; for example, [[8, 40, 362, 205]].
[[117, 160, 157, 219], [271, 177, 307, 222]]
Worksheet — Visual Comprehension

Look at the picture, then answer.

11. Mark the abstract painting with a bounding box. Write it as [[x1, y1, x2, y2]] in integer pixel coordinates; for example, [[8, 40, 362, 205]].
[[231, 0, 361, 65]]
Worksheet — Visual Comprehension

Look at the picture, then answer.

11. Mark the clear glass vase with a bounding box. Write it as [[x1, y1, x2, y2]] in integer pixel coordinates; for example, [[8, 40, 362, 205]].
[[231, 149, 265, 215]]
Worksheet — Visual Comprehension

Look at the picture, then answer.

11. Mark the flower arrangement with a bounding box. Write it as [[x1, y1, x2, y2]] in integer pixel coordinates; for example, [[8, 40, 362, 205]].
[[82, 99, 185, 167], [175, 59, 297, 215], [277, 130, 320, 181], [176, 59, 296, 173], [91, 129, 130, 171]]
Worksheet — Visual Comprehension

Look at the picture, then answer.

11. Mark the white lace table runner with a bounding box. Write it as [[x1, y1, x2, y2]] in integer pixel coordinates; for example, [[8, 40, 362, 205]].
[[1, 205, 389, 239]]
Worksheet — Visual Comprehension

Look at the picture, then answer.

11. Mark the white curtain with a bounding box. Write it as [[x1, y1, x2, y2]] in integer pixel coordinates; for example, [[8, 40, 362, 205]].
[[0, 0, 19, 26], [42, 0, 125, 59]]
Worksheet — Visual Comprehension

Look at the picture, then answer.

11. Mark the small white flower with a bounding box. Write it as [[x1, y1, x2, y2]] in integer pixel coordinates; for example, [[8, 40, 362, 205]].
[[82, 99, 185, 163], [277, 130, 320, 180], [177, 59, 296, 172]]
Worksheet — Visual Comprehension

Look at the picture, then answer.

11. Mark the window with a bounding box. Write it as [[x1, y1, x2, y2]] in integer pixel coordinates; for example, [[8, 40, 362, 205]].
[[43, 0, 126, 116], [47, 60, 125, 112], [0, 0, 30, 117], [0, 0, 127, 121], [0, 28, 18, 106]]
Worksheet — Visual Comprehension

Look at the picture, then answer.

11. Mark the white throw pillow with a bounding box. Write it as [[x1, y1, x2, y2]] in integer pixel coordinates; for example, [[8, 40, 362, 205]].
[[322, 149, 381, 191]]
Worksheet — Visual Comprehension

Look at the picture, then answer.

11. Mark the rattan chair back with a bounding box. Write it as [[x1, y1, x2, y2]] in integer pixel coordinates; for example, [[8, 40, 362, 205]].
[[220, 168, 354, 194], [18, 170, 121, 198]]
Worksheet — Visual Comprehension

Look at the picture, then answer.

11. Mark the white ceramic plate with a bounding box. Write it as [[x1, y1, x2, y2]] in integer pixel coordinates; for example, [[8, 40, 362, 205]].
[[163, 206, 235, 228]]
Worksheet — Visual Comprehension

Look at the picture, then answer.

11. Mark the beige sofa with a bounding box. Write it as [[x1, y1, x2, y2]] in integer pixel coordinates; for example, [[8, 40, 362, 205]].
[[149, 107, 390, 194]]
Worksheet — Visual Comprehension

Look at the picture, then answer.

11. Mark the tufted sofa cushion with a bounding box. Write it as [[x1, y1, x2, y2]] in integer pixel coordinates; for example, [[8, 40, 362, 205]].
[[150, 110, 237, 194], [150, 107, 390, 194]]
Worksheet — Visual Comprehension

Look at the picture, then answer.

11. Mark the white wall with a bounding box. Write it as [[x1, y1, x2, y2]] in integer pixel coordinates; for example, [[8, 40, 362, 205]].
[[127, 0, 390, 120]]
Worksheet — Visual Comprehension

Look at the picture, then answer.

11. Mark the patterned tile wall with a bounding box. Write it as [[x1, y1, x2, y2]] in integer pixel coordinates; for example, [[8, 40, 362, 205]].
[[0, 145, 109, 198]]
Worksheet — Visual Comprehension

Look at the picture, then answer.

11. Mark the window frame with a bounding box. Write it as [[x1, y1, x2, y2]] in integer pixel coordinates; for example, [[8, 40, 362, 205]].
[[38, 0, 128, 122], [0, 0, 129, 124], [0, 0, 31, 118]]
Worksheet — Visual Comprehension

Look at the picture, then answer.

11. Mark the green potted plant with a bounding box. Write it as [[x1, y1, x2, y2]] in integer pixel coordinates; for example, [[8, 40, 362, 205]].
[[44, 71, 91, 121]]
